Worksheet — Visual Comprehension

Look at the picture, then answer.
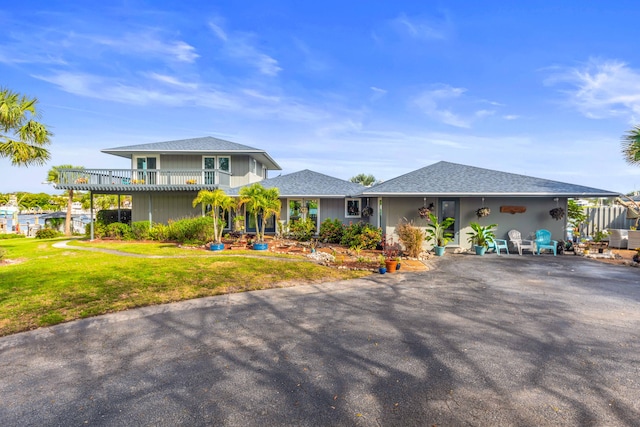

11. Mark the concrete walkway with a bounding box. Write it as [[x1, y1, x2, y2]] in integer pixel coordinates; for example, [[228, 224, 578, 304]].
[[1, 254, 638, 426]]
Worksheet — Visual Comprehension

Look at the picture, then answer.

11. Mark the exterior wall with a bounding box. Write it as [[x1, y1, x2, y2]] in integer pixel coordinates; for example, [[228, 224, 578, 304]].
[[382, 196, 568, 250], [230, 155, 251, 188], [157, 155, 201, 169], [131, 192, 201, 224]]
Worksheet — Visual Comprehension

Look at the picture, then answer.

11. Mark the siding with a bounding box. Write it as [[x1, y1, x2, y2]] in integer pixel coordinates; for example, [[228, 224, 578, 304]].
[[131, 192, 201, 224]]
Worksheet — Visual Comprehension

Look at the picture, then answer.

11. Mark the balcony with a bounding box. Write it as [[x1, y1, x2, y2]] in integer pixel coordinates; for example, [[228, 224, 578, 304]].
[[55, 169, 232, 192]]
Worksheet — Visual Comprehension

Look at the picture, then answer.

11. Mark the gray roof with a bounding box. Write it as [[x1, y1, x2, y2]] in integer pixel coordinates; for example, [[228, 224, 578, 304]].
[[227, 169, 365, 197], [360, 161, 620, 197], [102, 136, 281, 170]]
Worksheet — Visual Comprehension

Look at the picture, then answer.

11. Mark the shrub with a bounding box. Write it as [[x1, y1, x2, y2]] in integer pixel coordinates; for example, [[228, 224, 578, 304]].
[[396, 221, 425, 258], [105, 222, 133, 240], [288, 218, 316, 241], [0, 247, 6, 261], [319, 218, 344, 243], [35, 228, 62, 239], [131, 221, 152, 240], [167, 216, 215, 244], [341, 222, 382, 250], [149, 223, 169, 241], [0, 233, 26, 240]]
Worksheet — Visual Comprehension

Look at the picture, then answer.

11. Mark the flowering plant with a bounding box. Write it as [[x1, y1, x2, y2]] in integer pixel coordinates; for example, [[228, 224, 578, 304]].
[[475, 207, 491, 218]]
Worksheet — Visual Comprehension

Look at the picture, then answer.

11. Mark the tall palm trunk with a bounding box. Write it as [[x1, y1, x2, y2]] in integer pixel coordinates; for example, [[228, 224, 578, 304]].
[[65, 190, 73, 236]]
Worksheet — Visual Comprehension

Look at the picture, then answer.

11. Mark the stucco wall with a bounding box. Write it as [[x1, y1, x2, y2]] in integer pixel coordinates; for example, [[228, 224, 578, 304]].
[[382, 196, 567, 250]]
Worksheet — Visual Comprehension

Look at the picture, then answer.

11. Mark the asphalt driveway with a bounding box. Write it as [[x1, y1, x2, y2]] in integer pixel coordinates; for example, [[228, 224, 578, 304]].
[[1, 254, 639, 426]]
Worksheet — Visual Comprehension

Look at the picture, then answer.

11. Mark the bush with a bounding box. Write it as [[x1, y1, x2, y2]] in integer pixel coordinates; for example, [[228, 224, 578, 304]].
[[35, 228, 62, 239], [319, 218, 344, 243], [167, 216, 215, 244], [0, 233, 26, 240], [149, 223, 169, 241], [0, 247, 6, 261], [288, 218, 316, 241], [396, 221, 425, 258], [341, 222, 382, 250], [105, 222, 133, 240], [131, 221, 151, 240]]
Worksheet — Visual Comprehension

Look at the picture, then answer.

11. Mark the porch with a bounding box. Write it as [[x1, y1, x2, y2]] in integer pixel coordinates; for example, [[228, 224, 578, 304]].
[[55, 168, 232, 191]]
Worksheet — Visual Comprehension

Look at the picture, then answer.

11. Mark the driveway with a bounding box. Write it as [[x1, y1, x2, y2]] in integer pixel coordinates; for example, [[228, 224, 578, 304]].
[[1, 254, 639, 426]]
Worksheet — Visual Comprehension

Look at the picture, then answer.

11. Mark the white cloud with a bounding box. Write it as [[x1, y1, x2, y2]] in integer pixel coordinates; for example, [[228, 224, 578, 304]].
[[546, 58, 640, 122], [392, 13, 448, 40], [207, 21, 282, 76], [412, 85, 470, 128], [503, 114, 520, 120]]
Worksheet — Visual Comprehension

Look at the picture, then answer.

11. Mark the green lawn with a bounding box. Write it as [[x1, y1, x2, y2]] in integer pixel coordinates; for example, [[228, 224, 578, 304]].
[[0, 238, 370, 336]]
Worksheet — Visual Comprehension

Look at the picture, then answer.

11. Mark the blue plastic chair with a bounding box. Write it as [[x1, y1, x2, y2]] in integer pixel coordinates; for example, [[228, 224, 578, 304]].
[[535, 229, 558, 255], [487, 237, 509, 256]]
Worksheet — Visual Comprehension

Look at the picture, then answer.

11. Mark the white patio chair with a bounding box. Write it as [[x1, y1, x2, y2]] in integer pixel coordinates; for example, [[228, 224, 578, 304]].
[[508, 229, 536, 255]]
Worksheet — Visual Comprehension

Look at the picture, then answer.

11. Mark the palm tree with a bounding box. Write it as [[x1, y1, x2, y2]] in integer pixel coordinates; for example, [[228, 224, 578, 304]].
[[238, 183, 281, 243], [621, 125, 640, 165], [0, 87, 52, 166], [192, 189, 235, 243], [47, 165, 83, 236], [350, 173, 376, 187]]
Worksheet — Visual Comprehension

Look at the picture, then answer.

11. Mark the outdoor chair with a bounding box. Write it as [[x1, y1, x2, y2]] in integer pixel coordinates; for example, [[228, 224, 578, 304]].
[[535, 229, 558, 255], [487, 237, 509, 255], [508, 229, 536, 255], [607, 229, 628, 249]]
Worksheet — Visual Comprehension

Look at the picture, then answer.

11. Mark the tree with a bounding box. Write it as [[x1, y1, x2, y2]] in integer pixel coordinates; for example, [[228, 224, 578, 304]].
[[192, 189, 235, 244], [47, 165, 83, 236], [0, 87, 52, 166], [621, 125, 640, 166], [349, 173, 376, 187], [238, 183, 281, 243]]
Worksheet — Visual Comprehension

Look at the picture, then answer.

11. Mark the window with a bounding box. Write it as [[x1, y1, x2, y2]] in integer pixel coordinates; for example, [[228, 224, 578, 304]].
[[250, 159, 257, 174], [345, 198, 361, 218]]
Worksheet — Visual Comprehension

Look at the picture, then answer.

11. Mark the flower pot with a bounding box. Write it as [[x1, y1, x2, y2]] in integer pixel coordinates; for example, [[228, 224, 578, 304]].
[[253, 242, 268, 251], [384, 260, 398, 273], [378, 267, 387, 274], [395, 262, 401, 270], [210, 243, 225, 251], [474, 245, 487, 256], [434, 246, 446, 256]]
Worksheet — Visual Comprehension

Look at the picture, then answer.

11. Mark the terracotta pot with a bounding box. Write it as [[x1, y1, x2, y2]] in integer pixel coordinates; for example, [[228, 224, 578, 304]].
[[384, 260, 398, 273]]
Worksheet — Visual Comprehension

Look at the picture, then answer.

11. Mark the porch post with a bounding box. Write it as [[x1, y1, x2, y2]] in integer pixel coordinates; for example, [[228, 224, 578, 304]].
[[90, 191, 94, 241]]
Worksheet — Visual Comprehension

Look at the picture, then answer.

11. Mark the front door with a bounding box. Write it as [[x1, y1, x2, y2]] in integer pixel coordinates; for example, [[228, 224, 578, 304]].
[[136, 157, 157, 184], [440, 199, 459, 244]]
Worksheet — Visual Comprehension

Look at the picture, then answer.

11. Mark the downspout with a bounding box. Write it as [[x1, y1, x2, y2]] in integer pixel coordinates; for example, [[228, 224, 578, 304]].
[[148, 194, 152, 224]]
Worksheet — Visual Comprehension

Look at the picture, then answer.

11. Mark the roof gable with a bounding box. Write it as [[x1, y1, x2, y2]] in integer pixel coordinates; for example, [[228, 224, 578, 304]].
[[227, 169, 364, 197], [361, 161, 618, 197], [102, 136, 281, 170]]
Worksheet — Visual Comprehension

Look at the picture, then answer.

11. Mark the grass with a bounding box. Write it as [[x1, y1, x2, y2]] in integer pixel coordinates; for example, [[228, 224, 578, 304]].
[[0, 238, 370, 336]]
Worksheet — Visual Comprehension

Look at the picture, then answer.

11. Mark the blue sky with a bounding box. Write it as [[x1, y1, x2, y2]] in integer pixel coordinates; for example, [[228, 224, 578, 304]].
[[2, 1, 640, 194]]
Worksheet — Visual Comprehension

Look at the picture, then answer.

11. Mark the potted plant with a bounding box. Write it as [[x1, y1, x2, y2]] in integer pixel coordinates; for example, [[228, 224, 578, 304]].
[[238, 183, 281, 250], [378, 254, 386, 274], [466, 222, 497, 255], [192, 189, 235, 251], [592, 228, 609, 253], [550, 207, 565, 220], [475, 207, 491, 218], [424, 212, 455, 256], [382, 236, 400, 273]]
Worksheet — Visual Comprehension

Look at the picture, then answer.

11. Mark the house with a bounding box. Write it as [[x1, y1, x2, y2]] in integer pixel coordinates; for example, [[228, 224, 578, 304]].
[[357, 161, 618, 248], [55, 137, 620, 249], [226, 169, 369, 234], [55, 136, 281, 224]]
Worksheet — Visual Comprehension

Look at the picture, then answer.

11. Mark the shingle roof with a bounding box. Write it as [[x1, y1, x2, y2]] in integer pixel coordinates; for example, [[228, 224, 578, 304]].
[[360, 161, 619, 197], [227, 169, 365, 197], [102, 136, 281, 170]]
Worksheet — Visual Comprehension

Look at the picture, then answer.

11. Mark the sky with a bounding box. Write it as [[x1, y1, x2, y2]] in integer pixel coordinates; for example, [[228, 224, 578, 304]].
[[2, 0, 640, 195]]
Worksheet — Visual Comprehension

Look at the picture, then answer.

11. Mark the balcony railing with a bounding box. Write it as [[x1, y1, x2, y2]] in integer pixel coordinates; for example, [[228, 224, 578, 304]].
[[57, 169, 231, 188]]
